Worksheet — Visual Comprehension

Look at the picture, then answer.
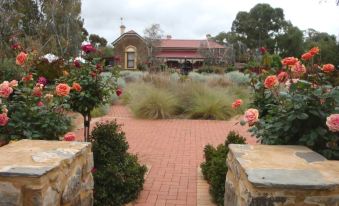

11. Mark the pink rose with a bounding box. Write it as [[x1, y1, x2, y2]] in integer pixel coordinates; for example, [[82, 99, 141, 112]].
[[0, 81, 14, 98], [0, 113, 9, 126], [9, 80, 18, 87], [326, 114, 339, 132], [33, 86, 42, 97], [291, 62, 306, 76], [55, 83, 71, 96], [244, 109, 259, 126], [277, 72, 289, 83], [322, 64, 335, 73], [231, 99, 243, 109], [63, 132, 76, 141]]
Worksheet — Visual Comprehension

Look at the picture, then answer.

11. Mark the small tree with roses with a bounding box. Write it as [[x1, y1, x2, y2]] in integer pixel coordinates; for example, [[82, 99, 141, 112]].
[[57, 44, 119, 141], [239, 47, 339, 160]]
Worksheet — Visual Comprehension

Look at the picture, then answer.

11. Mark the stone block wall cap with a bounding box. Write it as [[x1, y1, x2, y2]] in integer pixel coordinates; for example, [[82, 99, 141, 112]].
[[0, 140, 92, 178], [227, 144, 339, 190]]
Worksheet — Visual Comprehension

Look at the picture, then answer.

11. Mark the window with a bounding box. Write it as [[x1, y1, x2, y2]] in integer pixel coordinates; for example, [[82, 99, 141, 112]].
[[125, 46, 137, 69], [127, 52, 135, 68]]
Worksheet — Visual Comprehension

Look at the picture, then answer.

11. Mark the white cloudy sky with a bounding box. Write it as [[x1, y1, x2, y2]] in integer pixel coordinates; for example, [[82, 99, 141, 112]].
[[82, 0, 339, 43]]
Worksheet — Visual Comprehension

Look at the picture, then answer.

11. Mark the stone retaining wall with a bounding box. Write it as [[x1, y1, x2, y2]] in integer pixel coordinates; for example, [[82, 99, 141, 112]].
[[225, 144, 339, 206], [0, 140, 94, 206]]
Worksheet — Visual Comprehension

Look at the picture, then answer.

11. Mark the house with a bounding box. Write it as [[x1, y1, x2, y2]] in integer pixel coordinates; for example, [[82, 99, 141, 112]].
[[112, 25, 227, 70]]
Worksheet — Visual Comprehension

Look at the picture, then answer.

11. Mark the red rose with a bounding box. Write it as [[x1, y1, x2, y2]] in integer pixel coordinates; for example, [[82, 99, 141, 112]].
[[63, 132, 76, 141], [264, 75, 279, 89], [116, 88, 122, 97], [259, 47, 267, 55], [81, 44, 96, 54], [74, 60, 81, 68]]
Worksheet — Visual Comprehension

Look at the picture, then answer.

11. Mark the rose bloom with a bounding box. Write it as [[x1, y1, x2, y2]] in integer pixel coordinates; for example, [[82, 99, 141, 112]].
[[9, 80, 18, 87], [0, 113, 9, 126], [116, 88, 123, 97], [232, 99, 243, 109], [309, 47, 320, 55], [277, 71, 289, 82], [244, 109, 259, 126], [73, 60, 81, 68], [37, 76, 48, 86], [281, 57, 299, 66], [44, 93, 54, 102], [33, 86, 42, 97], [0, 81, 14, 98], [16, 52, 28, 65], [72, 82, 82, 92], [37, 101, 44, 107], [291, 62, 306, 76], [22, 73, 33, 82], [326, 114, 339, 132], [64, 132, 76, 141], [264, 75, 279, 89], [81, 44, 96, 54], [321, 64, 335, 73], [301, 52, 313, 60], [55, 83, 71, 96]]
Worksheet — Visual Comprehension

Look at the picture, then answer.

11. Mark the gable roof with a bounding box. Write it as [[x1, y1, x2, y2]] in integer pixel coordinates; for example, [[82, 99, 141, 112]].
[[112, 30, 145, 46], [159, 39, 225, 49]]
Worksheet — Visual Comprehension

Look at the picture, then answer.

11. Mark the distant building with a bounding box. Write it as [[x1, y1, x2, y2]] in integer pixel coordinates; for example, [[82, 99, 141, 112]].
[[112, 27, 227, 70]]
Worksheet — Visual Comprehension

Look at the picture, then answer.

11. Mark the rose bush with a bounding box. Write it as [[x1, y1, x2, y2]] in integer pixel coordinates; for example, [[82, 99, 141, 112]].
[[243, 47, 339, 160]]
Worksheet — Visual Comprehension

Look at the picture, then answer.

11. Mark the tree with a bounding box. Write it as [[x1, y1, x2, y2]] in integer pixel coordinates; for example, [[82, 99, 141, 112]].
[[143, 24, 163, 65], [276, 23, 304, 57], [231, 3, 287, 50], [304, 29, 339, 66], [89, 34, 108, 47]]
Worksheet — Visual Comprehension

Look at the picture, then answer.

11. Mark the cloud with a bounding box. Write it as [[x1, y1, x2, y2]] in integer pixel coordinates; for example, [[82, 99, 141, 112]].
[[82, 0, 339, 43]]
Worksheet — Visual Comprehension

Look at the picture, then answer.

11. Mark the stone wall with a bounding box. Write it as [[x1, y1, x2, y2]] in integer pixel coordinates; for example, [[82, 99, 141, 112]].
[[0, 140, 94, 206], [225, 144, 339, 206]]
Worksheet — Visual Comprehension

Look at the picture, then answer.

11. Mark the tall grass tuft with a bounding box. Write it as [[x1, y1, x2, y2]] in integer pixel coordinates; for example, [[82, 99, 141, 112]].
[[129, 86, 178, 119]]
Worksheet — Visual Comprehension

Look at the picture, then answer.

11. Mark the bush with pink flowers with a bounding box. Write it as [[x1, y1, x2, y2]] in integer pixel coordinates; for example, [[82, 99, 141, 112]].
[[243, 48, 339, 160]]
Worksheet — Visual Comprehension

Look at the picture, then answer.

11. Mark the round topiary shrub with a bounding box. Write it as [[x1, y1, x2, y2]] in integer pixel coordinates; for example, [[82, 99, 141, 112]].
[[91, 121, 147, 206]]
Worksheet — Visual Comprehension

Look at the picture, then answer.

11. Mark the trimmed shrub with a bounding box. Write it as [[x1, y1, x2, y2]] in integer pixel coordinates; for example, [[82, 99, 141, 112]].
[[92, 121, 147, 206], [201, 131, 246, 206], [90, 104, 110, 117], [225, 71, 250, 85]]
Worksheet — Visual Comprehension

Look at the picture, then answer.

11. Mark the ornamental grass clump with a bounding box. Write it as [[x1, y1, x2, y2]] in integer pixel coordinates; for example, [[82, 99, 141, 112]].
[[241, 47, 339, 160], [91, 121, 147, 206]]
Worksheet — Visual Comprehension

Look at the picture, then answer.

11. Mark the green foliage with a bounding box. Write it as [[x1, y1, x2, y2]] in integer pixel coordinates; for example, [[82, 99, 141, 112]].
[[225, 71, 250, 85], [90, 104, 110, 118], [201, 131, 246, 206], [0, 59, 24, 82], [91, 121, 147, 206], [89, 34, 107, 47]]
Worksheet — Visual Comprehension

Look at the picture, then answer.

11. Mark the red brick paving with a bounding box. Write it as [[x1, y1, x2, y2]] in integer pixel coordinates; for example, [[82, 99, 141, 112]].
[[73, 105, 256, 206]]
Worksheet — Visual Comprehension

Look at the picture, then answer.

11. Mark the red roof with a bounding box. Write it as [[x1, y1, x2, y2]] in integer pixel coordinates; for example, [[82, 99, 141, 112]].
[[156, 51, 204, 59], [160, 39, 224, 49]]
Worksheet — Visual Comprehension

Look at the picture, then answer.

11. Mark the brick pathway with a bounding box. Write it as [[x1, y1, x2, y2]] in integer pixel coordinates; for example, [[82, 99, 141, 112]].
[[73, 105, 256, 206]]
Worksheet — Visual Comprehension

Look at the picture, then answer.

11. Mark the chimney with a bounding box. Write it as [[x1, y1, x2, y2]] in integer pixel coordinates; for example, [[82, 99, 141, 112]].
[[120, 25, 126, 35], [166, 35, 172, 39]]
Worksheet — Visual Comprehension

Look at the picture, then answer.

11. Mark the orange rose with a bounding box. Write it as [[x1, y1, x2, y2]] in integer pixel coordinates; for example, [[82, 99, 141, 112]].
[[281, 57, 298, 66], [309, 47, 320, 55], [72, 82, 82, 92], [264, 75, 278, 89], [55, 83, 70, 96], [301, 52, 313, 60], [321, 64, 335, 73], [16, 52, 28, 65], [22, 73, 33, 82], [231, 99, 243, 109]]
